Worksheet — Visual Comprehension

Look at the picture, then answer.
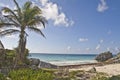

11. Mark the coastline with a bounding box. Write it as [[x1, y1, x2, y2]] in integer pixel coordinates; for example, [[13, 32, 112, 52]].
[[29, 53, 97, 66], [56, 62, 120, 76], [58, 62, 102, 69], [69, 63, 120, 76], [49, 60, 97, 66]]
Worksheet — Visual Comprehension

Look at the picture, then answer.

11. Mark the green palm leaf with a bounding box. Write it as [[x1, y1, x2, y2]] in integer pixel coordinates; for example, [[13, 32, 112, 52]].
[[0, 0, 47, 65], [28, 27, 46, 38], [0, 29, 20, 37]]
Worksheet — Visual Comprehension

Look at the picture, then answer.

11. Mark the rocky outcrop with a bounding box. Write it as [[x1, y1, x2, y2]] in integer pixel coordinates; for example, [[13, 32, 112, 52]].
[[29, 58, 57, 69], [39, 61, 57, 69], [95, 51, 113, 62], [106, 52, 120, 63], [88, 67, 96, 73], [75, 72, 95, 80], [29, 58, 40, 66]]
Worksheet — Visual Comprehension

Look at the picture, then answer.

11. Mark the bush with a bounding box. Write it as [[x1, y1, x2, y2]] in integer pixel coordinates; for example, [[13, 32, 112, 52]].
[[91, 72, 109, 80], [109, 75, 120, 80], [8, 68, 54, 80], [0, 73, 6, 80]]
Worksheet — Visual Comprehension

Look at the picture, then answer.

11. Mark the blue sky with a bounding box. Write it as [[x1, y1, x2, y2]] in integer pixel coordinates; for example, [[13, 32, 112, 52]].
[[0, 0, 120, 54]]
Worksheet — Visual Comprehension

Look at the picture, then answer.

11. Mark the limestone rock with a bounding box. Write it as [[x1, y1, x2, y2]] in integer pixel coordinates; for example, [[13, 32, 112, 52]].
[[106, 52, 120, 63], [95, 51, 113, 62], [88, 67, 96, 73], [39, 61, 57, 69], [29, 58, 40, 66]]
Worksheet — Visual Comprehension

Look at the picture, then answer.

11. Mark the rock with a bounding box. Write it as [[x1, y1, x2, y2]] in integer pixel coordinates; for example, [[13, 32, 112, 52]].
[[29, 58, 57, 69], [0, 68, 10, 75], [30, 65, 38, 70], [39, 61, 57, 69], [29, 58, 40, 66], [88, 67, 96, 73], [75, 72, 90, 80], [106, 52, 120, 64], [95, 51, 113, 62]]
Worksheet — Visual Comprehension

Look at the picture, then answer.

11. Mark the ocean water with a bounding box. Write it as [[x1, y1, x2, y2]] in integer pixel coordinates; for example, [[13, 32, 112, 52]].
[[28, 53, 97, 66]]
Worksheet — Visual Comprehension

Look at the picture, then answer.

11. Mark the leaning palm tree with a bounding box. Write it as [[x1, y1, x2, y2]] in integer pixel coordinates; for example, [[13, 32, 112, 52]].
[[0, 0, 46, 65]]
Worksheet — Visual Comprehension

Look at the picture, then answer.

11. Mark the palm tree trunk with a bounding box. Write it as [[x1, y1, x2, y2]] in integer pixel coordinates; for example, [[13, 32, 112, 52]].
[[16, 29, 26, 65]]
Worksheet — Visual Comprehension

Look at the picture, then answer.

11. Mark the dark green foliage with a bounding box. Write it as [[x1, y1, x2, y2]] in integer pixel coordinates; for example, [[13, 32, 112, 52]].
[[0, 73, 6, 80], [91, 72, 108, 80], [0, 0, 46, 66], [109, 75, 120, 80], [8, 68, 54, 80], [69, 70, 85, 79]]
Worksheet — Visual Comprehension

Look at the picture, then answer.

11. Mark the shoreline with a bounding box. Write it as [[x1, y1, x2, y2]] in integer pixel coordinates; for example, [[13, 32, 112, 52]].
[[49, 60, 97, 66], [57, 62, 120, 76], [58, 62, 103, 69]]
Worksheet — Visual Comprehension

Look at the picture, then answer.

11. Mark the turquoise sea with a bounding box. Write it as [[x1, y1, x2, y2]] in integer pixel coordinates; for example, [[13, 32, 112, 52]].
[[28, 53, 97, 66]]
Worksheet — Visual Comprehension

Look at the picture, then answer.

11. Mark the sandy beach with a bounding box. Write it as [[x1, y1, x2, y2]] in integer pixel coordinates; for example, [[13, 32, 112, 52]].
[[70, 63, 120, 76]]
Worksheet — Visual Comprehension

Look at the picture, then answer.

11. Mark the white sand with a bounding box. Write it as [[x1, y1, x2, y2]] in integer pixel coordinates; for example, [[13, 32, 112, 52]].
[[70, 63, 120, 76]]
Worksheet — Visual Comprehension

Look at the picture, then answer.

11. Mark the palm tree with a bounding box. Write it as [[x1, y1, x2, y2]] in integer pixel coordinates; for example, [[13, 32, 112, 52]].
[[0, 0, 46, 65]]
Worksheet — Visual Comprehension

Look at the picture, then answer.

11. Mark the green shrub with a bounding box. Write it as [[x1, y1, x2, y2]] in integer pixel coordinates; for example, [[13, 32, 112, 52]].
[[0, 73, 6, 80], [91, 72, 109, 80], [8, 68, 54, 80], [109, 75, 120, 80]]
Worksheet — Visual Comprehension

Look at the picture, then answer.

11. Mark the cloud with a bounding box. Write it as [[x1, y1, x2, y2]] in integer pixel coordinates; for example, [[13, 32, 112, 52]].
[[97, 0, 108, 12], [107, 47, 110, 51], [5, 35, 16, 39], [39, 0, 74, 27], [96, 44, 101, 50], [100, 39, 104, 43], [86, 48, 90, 51], [40, 0, 48, 6], [0, 3, 9, 7], [67, 46, 71, 51], [79, 38, 88, 42]]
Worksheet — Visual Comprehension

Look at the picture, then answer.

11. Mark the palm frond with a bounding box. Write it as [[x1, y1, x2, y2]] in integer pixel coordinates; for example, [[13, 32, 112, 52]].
[[2, 7, 19, 22], [13, 0, 21, 16], [23, 1, 32, 11], [4, 15, 20, 27], [35, 16, 47, 28], [0, 22, 17, 28], [0, 29, 20, 37], [27, 26, 45, 38], [26, 16, 47, 28]]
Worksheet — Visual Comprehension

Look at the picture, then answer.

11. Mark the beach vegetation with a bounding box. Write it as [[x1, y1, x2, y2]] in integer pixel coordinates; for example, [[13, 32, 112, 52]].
[[109, 75, 120, 80], [8, 68, 54, 80], [0, 0, 46, 66], [0, 73, 6, 80], [90, 72, 108, 80]]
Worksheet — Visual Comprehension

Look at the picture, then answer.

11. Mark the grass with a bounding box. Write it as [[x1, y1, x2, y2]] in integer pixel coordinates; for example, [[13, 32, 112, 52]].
[[0, 68, 120, 80], [8, 68, 54, 80]]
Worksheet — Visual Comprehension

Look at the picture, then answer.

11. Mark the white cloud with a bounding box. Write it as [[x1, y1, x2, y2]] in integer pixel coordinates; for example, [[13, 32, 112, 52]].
[[86, 48, 90, 51], [96, 44, 100, 50], [79, 38, 88, 42], [67, 46, 71, 51], [107, 47, 110, 51], [5, 35, 16, 39], [100, 39, 103, 43], [114, 47, 120, 52], [40, 0, 74, 27], [0, 3, 9, 7], [40, 0, 48, 6], [115, 47, 118, 51], [97, 0, 108, 12]]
